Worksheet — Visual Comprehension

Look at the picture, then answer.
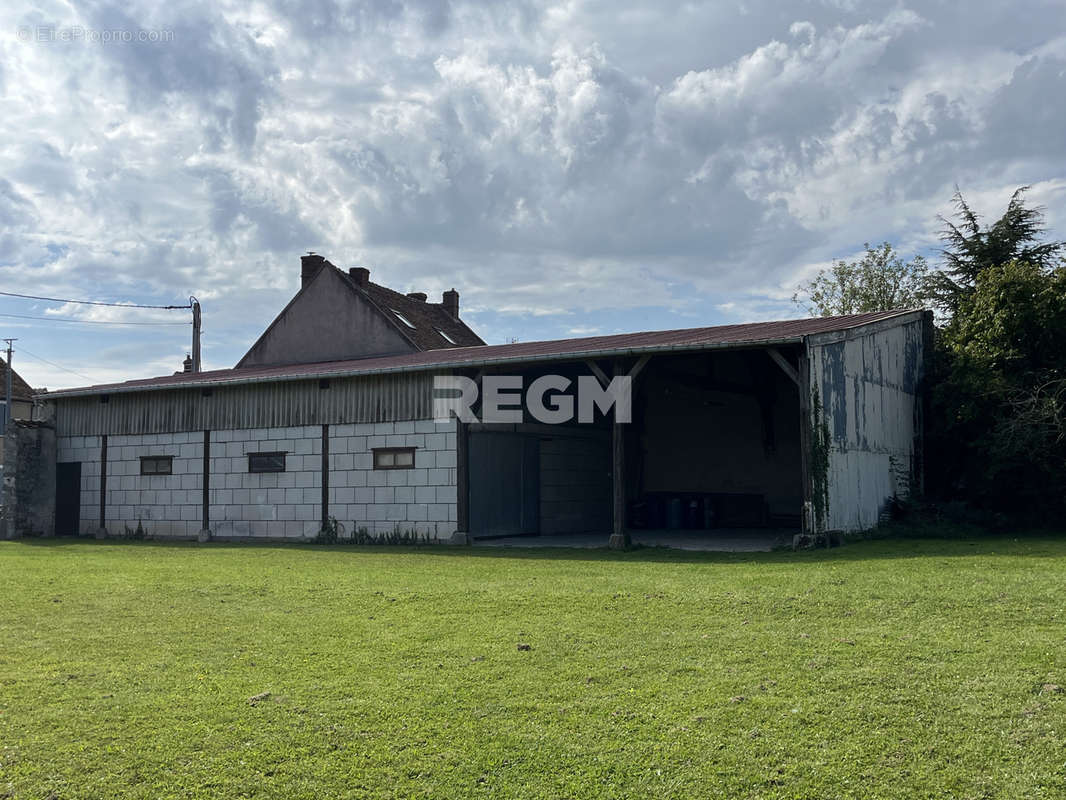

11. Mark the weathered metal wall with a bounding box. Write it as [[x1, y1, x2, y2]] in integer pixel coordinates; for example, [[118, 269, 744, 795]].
[[807, 313, 927, 532], [54, 372, 434, 437]]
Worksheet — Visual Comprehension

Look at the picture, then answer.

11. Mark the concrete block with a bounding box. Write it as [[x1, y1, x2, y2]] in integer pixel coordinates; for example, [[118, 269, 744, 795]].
[[395, 486, 415, 503], [386, 470, 408, 487], [374, 486, 394, 504]]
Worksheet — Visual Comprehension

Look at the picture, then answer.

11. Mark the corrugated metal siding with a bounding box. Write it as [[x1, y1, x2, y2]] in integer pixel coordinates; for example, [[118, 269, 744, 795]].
[[807, 318, 925, 532], [55, 372, 433, 437]]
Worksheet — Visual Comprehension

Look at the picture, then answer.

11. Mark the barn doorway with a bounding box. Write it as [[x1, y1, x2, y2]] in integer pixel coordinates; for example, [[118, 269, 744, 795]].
[[55, 462, 81, 536], [468, 431, 539, 537]]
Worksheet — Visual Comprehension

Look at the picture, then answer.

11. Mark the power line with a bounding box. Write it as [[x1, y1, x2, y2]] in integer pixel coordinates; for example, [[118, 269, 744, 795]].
[[17, 346, 96, 382], [0, 290, 191, 310], [0, 312, 189, 327]]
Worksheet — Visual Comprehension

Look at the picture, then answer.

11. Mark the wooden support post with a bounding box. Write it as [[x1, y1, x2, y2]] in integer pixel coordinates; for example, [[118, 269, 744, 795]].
[[609, 360, 630, 549], [321, 424, 329, 530], [97, 434, 108, 538], [199, 429, 211, 541], [797, 350, 812, 535], [455, 418, 470, 544]]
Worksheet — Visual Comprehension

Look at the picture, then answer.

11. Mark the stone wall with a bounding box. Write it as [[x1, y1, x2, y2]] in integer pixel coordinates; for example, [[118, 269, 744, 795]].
[[1, 420, 56, 538]]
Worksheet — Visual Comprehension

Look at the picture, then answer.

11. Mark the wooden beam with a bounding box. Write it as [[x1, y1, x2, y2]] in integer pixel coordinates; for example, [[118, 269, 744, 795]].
[[585, 359, 610, 389], [797, 351, 812, 535], [321, 424, 329, 529], [201, 429, 210, 536], [609, 360, 630, 549], [767, 348, 799, 386], [628, 354, 652, 379], [456, 419, 469, 538]]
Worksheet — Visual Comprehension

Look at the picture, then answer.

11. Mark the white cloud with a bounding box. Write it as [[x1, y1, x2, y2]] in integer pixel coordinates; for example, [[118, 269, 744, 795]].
[[1, 0, 1064, 388]]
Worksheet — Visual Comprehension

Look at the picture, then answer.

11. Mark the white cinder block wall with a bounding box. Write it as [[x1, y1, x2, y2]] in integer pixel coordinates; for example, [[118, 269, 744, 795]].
[[55, 418, 457, 541], [209, 425, 322, 540], [327, 419, 457, 538], [106, 432, 204, 538]]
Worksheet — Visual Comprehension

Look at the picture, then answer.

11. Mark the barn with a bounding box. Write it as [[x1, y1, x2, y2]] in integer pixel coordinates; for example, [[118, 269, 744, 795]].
[[42, 256, 932, 546]]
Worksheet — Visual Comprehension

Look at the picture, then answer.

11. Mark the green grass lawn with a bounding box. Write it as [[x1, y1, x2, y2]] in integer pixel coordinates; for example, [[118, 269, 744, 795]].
[[1, 536, 1064, 799]]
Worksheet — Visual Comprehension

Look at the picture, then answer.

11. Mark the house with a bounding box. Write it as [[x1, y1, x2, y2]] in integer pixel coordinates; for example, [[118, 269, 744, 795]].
[[40, 255, 932, 544], [1, 357, 35, 421]]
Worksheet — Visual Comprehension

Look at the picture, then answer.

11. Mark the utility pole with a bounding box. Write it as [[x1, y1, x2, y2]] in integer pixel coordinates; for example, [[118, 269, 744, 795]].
[[3, 338, 15, 425], [191, 297, 201, 373]]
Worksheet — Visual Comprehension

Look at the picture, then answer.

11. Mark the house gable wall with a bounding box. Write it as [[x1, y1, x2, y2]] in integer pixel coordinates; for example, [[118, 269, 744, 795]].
[[238, 267, 416, 368]]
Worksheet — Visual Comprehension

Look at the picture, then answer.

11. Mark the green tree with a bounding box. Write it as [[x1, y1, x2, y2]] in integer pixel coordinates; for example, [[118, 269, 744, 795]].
[[930, 260, 1066, 513], [793, 242, 928, 317], [926, 186, 1065, 314]]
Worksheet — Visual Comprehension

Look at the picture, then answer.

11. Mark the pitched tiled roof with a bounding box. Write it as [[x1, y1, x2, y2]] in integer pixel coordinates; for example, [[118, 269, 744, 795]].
[[43, 310, 920, 398], [1, 357, 34, 401], [340, 271, 484, 350]]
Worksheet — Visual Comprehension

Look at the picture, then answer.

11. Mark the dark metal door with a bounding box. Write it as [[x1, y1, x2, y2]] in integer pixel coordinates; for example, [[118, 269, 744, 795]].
[[55, 462, 81, 536], [469, 432, 539, 537]]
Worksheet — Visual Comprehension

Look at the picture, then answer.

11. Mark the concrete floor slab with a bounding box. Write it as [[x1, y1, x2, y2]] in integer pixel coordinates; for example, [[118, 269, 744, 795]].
[[474, 529, 793, 552]]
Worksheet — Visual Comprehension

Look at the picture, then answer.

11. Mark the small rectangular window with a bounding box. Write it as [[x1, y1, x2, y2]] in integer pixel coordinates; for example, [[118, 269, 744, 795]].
[[140, 456, 173, 475], [248, 452, 286, 473], [373, 447, 416, 470]]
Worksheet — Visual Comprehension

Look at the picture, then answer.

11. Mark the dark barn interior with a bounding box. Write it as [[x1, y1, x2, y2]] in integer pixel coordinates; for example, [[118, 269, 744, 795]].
[[464, 346, 803, 545]]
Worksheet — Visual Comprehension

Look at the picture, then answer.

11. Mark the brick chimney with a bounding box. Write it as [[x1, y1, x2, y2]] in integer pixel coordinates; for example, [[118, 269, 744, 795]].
[[406, 292, 427, 302], [301, 253, 326, 288], [442, 288, 459, 319], [182, 354, 193, 373], [349, 267, 370, 288]]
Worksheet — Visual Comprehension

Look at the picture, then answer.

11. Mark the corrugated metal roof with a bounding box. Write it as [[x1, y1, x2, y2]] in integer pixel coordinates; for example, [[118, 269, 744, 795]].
[[43, 310, 914, 399]]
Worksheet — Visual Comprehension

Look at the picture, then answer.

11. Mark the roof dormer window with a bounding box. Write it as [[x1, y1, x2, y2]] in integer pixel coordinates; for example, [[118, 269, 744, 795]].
[[391, 309, 416, 329]]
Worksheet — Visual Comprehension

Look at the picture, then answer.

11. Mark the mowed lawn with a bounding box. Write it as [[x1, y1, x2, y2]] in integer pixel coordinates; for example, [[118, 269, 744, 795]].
[[1, 537, 1064, 799]]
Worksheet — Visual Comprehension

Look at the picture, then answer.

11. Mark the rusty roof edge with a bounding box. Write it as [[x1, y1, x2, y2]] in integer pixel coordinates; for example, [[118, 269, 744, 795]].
[[39, 309, 919, 401], [38, 335, 808, 400]]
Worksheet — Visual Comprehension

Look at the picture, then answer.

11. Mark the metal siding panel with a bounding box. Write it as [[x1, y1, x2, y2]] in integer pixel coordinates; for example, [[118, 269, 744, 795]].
[[53, 372, 433, 437]]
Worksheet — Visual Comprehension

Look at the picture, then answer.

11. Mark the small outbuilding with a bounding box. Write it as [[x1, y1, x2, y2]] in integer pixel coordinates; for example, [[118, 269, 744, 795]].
[[40, 255, 932, 545]]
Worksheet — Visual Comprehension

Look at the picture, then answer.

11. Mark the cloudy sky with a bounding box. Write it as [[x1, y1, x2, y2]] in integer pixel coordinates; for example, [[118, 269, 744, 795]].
[[2, 0, 1065, 389]]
